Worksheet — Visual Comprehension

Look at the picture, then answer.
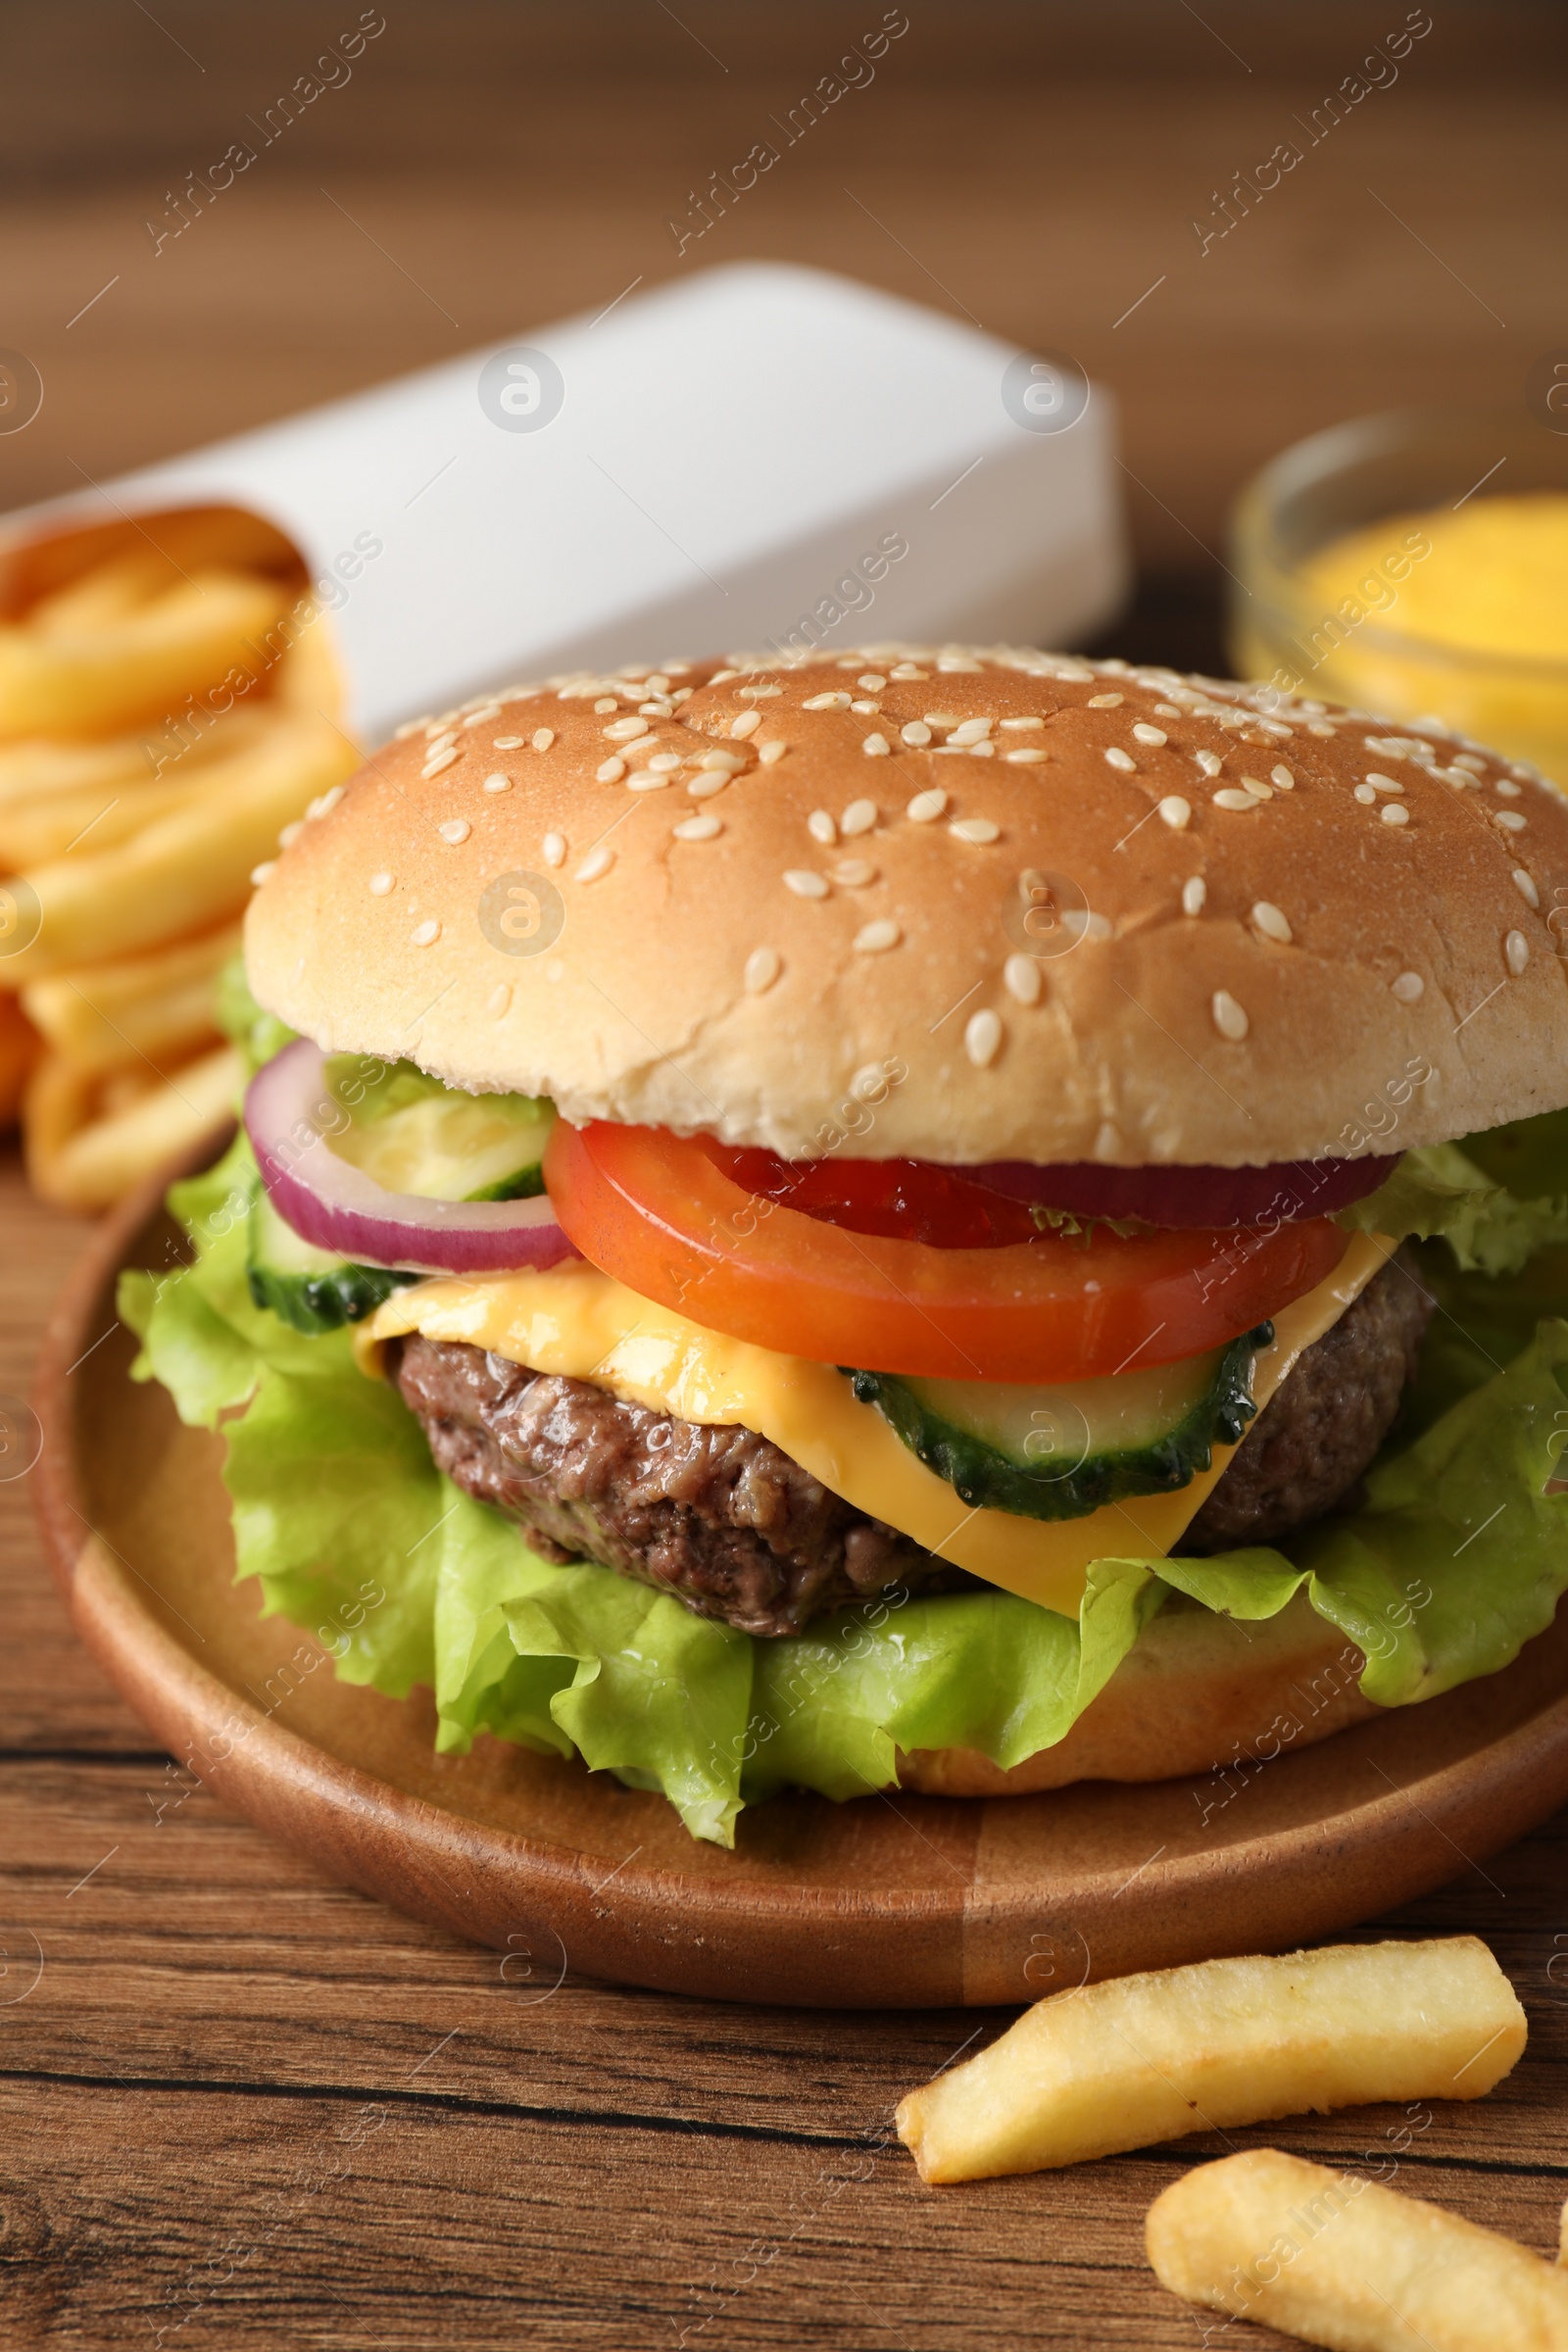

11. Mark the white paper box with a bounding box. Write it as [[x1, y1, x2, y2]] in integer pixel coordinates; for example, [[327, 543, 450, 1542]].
[[3, 262, 1127, 743]]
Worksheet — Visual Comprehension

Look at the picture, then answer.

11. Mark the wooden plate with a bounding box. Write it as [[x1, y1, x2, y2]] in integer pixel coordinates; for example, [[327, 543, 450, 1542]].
[[33, 1142, 1568, 2009]]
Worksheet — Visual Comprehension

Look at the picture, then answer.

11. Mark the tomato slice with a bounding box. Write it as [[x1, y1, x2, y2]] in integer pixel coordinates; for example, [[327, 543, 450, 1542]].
[[544, 1121, 1351, 1381]]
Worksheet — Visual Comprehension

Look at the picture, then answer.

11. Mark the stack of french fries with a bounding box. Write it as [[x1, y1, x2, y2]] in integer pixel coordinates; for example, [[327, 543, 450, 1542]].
[[0, 507, 361, 1210]]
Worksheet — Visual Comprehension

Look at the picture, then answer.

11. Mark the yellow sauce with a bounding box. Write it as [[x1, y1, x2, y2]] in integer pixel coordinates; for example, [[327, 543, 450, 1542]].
[[1251, 492, 1568, 784]]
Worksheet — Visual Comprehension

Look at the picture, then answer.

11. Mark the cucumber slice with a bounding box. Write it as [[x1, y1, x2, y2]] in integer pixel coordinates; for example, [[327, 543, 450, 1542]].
[[847, 1326, 1269, 1523], [246, 1186, 416, 1334], [321, 1056, 555, 1202]]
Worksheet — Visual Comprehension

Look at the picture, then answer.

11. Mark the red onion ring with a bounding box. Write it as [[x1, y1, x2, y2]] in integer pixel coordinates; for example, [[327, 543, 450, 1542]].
[[244, 1039, 580, 1276], [948, 1152, 1399, 1230]]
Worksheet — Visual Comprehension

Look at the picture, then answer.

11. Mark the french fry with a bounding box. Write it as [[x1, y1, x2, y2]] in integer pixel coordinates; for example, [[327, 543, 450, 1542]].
[[0, 773, 205, 869], [0, 711, 360, 985], [24, 1042, 240, 1212], [1147, 2148, 1568, 2350], [0, 566, 288, 737], [0, 698, 277, 811], [22, 921, 241, 1076], [0, 990, 39, 1127], [895, 1937, 1525, 2183]]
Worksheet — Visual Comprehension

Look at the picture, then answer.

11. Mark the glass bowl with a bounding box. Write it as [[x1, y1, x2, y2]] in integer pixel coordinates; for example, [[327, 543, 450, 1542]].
[[1227, 408, 1568, 784]]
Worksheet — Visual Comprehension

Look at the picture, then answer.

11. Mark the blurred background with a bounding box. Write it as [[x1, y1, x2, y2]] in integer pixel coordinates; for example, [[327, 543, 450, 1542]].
[[5, 1, 1562, 645], [1, 0, 1564, 1210]]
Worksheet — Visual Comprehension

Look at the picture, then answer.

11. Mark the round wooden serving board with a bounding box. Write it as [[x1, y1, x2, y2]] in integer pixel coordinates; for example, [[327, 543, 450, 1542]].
[[32, 1146, 1568, 2009]]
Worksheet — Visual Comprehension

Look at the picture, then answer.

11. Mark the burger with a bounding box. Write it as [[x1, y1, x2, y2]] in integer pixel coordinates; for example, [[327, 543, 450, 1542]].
[[123, 644, 1568, 1846]]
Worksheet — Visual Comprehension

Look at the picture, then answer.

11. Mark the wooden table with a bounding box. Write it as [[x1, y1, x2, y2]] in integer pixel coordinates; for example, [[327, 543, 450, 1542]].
[[5, 8, 1568, 2342]]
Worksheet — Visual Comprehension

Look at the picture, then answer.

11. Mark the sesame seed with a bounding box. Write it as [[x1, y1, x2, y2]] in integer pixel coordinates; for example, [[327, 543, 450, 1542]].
[[851, 700, 880, 715], [687, 772, 729, 800], [949, 717, 993, 745], [494, 735, 525, 750], [1213, 787, 1259, 811], [902, 721, 933, 747], [1496, 809, 1528, 832], [841, 799, 878, 837], [623, 769, 670, 794], [424, 728, 458, 752], [936, 656, 983, 672], [1004, 953, 1042, 1004], [854, 918, 901, 954], [368, 870, 394, 896], [861, 732, 891, 758], [542, 831, 565, 868], [832, 858, 877, 886], [759, 740, 787, 765], [906, 788, 948, 822], [1239, 776, 1274, 800], [966, 740, 996, 759], [964, 1007, 1003, 1067], [730, 710, 761, 738], [1506, 929, 1530, 974], [575, 846, 614, 882], [1496, 778, 1523, 799], [604, 715, 648, 741], [1452, 753, 1487, 774], [699, 748, 746, 772], [594, 697, 618, 714], [673, 812, 722, 842], [1307, 720, 1336, 736], [411, 918, 441, 947], [1088, 692, 1123, 708], [950, 816, 1001, 845], [1392, 970, 1425, 1004], [1512, 868, 1541, 907], [306, 784, 345, 821], [1270, 764, 1295, 790], [438, 818, 471, 846], [744, 946, 781, 994], [278, 820, 304, 849], [922, 711, 961, 730], [1181, 876, 1206, 916], [1001, 715, 1045, 730], [1354, 783, 1379, 805], [250, 860, 276, 886], [858, 673, 887, 691], [597, 757, 626, 783], [1132, 723, 1167, 747], [1251, 900, 1292, 944], [783, 869, 829, 899], [889, 663, 928, 680], [1157, 795, 1192, 830], [738, 681, 782, 700], [1211, 989, 1249, 1041], [421, 747, 461, 778], [1104, 747, 1137, 773], [1152, 704, 1183, 718], [530, 729, 555, 752], [647, 752, 682, 773], [808, 809, 838, 846], [1195, 750, 1223, 778], [1365, 772, 1403, 794], [803, 691, 852, 710], [483, 772, 513, 795], [1005, 747, 1048, 764], [1381, 804, 1409, 827]]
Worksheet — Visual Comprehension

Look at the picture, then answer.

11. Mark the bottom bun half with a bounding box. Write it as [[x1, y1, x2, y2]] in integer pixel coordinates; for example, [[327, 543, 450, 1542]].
[[896, 1592, 1377, 1797]]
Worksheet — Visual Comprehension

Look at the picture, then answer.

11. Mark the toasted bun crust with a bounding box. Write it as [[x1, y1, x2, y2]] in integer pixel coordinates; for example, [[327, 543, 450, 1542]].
[[896, 1591, 1377, 1795], [245, 645, 1568, 1164]]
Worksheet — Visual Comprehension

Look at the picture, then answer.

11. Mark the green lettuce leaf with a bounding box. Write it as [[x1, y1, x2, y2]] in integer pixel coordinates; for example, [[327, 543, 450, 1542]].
[[1341, 1129, 1568, 1276], [120, 1136, 1568, 1845]]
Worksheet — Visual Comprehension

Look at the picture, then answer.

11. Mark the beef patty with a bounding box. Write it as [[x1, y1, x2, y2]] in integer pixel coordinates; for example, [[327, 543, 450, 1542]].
[[390, 1253, 1433, 1636]]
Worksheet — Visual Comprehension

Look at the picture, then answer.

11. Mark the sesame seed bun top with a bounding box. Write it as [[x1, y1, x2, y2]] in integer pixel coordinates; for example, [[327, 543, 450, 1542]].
[[243, 644, 1568, 1167]]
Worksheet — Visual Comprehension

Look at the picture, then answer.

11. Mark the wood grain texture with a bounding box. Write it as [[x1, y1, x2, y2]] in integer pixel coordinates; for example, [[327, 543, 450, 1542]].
[[5, 8, 1568, 2338]]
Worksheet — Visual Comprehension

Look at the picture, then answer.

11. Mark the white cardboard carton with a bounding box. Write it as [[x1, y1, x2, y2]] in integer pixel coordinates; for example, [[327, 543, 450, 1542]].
[[3, 262, 1127, 743]]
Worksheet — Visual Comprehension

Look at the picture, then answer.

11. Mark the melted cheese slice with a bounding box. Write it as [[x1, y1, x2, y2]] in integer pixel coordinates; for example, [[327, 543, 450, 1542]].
[[359, 1233, 1396, 1620]]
